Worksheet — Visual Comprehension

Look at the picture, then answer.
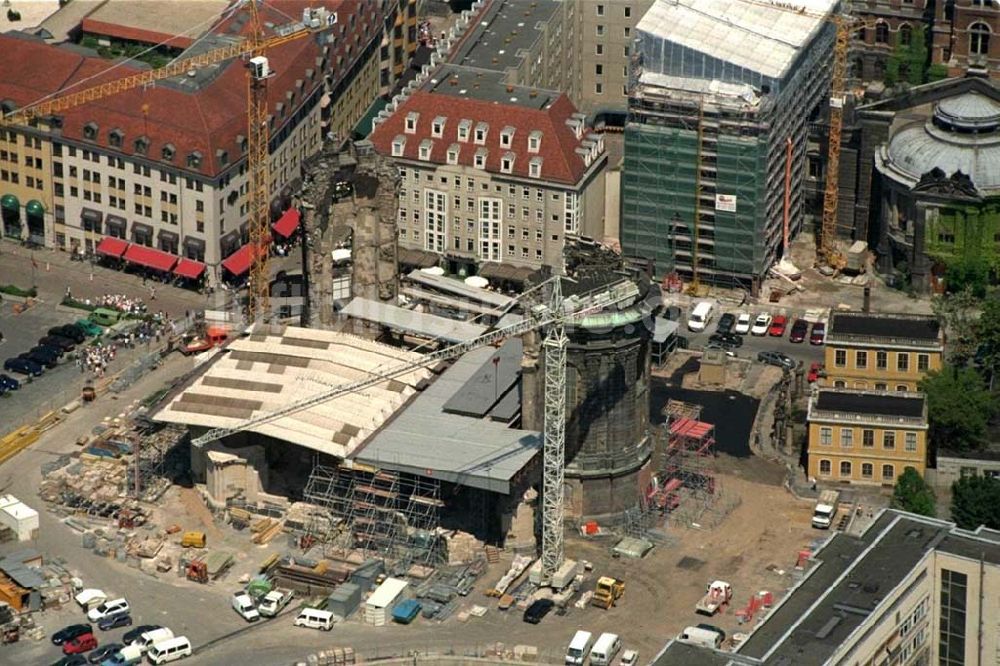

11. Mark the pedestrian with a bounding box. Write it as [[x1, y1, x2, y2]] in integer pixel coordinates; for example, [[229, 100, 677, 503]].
[[150, 286, 156, 301], [809, 476, 817, 492], [65, 286, 72, 300]]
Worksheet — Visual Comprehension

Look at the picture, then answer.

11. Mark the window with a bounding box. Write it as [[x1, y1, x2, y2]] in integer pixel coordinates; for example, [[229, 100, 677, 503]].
[[500, 153, 514, 174], [474, 123, 488, 145], [899, 23, 913, 47], [861, 463, 874, 479], [500, 128, 514, 148], [917, 354, 929, 372], [391, 136, 405, 157], [875, 21, 889, 44], [596, 25, 604, 37], [897, 353, 909, 372], [418, 141, 431, 161], [862, 430, 874, 448], [474, 150, 486, 169], [624, 6, 631, 18], [883, 431, 896, 450], [529, 158, 542, 178], [875, 383, 888, 391], [940, 569, 968, 666], [458, 120, 471, 142], [595, 83, 603, 94], [970, 22, 991, 57], [431, 117, 445, 138], [404, 112, 418, 133], [834, 349, 847, 367], [820, 427, 832, 446], [596, 44, 603, 55], [882, 464, 895, 481], [595, 64, 603, 76], [897, 384, 908, 392], [840, 428, 853, 448], [840, 461, 852, 477], [876, 351, 888, 370], [905, 432, 918, 452], [596, 4, 604, 16], [819, 459, 832, 475], [855, 350, 867, 369]]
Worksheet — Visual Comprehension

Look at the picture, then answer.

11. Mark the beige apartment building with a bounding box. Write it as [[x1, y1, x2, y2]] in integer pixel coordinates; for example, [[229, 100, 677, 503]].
[[0, 0, 408, 284], [652, 510, 1000, 666], [575, 0, 653, 117], [370, 67, 607, 276]]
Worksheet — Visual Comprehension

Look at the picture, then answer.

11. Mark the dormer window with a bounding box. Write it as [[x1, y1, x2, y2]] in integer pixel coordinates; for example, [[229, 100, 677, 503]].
[[500, 151, 515, 174], [418, 139, 433, 161], [529, 156, 542, 178], [432, 116, 446, 138], [446, 144, 460, 165], [83, 122, 98, 141], [474, 147, 487, 170], [474, 122, 488, 145], [162, 143, 175, 161], [405, 112, 419, 134], [134, 136, 149, 155], [457, 119, 471, 142], [187, 151, 203, 169], [216, 149, 229, 167], [500, 126, 515, 148], [392, 135, 406, 157], [109, 129, 124, 148], [528, 130, 542, 153], [236, 134, 247, 154]]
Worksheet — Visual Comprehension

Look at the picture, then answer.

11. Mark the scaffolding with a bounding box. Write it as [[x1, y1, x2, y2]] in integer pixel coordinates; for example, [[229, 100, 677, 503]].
[[302, 461, 444, 568]]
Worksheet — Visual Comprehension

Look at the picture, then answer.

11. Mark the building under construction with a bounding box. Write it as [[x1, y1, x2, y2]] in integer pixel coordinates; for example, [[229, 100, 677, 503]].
[[620, 0, 839, 292]]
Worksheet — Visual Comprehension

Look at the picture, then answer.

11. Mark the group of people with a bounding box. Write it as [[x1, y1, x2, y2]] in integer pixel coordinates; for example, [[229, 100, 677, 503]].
[[98, 293, 147, 314], [78, 342, 116, 377]]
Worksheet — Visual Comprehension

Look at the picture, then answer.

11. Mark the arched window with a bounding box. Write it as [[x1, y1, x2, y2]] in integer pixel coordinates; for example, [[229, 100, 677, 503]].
[[970, 22, 991, 56], [899, 24, 913, 47], [819, 459, 832, 475], [840, 461, 852, 477], [861, 463, 874, 479], [875, 21, 889, 45], [882, 464, 895, 481]]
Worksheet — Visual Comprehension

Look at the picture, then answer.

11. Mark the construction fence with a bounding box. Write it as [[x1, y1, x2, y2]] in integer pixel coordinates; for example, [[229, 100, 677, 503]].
[[288, 642, 567, 666]]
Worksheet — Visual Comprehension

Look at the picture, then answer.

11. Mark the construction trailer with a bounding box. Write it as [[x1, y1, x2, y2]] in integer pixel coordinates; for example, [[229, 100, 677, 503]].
[[620, 0, 839, 293]]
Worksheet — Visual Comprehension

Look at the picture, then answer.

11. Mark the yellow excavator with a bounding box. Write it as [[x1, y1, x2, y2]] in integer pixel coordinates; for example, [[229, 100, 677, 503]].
[[591, 576, 625, 610]]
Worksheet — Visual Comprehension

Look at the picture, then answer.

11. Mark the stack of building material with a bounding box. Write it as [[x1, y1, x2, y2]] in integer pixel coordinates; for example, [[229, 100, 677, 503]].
[[363, 577, 409, 627], [251, 518, 284, 544], [274, 560, 349, 596], [491, 554, 534, 596], [442, 530, 484, 565]]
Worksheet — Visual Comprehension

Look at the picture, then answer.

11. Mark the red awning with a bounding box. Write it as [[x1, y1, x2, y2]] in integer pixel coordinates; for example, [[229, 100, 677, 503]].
[[272, 208, 301, 238], [123, 244, 178, 272], [95, 236, 129, 258], [221, 243, 266, 276], [173, 258, 206, 280]]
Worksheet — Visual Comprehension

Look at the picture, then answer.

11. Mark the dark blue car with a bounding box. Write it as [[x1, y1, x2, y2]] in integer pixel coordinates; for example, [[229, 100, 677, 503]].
[[97, 612, 132, 631], [4, 357, 43, 377], [0, 374, 19, 391]]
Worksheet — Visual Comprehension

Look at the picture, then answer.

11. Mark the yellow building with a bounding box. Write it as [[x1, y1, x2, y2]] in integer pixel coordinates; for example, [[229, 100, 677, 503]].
[[807, 388, 928, 485], [823, 312, 944, 391]]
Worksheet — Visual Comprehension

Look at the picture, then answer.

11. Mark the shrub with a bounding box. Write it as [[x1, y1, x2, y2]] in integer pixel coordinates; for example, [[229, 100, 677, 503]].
[[0, 284, 37, 298]]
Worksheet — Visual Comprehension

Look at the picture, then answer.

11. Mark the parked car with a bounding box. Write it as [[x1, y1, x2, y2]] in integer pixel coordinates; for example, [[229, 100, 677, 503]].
[[4, 357, 43, 377], [664, 305, 683, 322], [708, 332, 743, 349], [619, 650, 639, 666], [715, 313, 736, 334], [705, 343, 736, 358], [87, 643, 124, 664], [734, 313, 752, 335], [98, 612, 132, 631], [50, 325, 85, 343], [768, 315, 788, 337], [522, 598, 554, 624], [30, 345, 62, 363], [51, 624, 93, 646], [807, 362, 823, 383], [810, 322, 826, 345], [39, 335, 76, 352], [35, 341, 65, 358], [122, 625, 161, 646], [63, 632, 98, 655], [76, 319, 103, 337], [231, 592, 260, 622], [20, 350, 57, 369], [750, 313, 772, 336], [53, 656, 88, 666], [757, 350, 796, 370], [788, 319, 809, 343], [0, 373, 19, 391], [88, 598, 130, 622]]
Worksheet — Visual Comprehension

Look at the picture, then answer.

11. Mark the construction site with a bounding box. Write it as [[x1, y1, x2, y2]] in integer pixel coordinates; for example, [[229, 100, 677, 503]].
[[620, 0, 841, 293]]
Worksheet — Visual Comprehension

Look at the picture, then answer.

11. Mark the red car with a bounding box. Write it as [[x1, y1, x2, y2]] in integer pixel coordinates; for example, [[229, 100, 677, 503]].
[[807, 362, 823, 383], [768, 315, 788, 337], [788, 318, 809, 343], [810, 322, 826, 345], [63, 632, 97, 655]]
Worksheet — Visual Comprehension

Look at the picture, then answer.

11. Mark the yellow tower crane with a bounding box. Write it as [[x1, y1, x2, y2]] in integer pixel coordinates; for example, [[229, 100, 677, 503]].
[[0, 1, 333, 321]]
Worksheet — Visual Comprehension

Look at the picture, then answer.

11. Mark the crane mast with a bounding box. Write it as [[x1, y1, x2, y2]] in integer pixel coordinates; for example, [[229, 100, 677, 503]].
[[541, 278, 568, 582], [246, 0, 273, 321]]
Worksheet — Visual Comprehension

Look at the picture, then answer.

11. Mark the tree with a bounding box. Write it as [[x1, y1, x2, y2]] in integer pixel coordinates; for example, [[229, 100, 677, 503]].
[[951, 475, 1000, 530], [920, 368, 998, 453], [976, 295, 1000, 388], [932, 288, 981, 366], [891, 468, 936, 516]]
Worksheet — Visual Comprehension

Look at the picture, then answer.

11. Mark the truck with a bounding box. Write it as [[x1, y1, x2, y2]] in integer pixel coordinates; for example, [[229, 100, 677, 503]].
[[812, 490, 841, 529], [257, 588, 295, 617], [591, 576, 625, 610], [695, 581, 732, 616]]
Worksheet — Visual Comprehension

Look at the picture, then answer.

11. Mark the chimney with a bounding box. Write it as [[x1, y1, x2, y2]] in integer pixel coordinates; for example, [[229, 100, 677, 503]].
[[863, 285, 871, 313]]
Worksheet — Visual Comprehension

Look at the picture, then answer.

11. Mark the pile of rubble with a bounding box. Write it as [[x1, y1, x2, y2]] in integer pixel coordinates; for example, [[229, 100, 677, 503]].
[[442, 530, 486, 565]]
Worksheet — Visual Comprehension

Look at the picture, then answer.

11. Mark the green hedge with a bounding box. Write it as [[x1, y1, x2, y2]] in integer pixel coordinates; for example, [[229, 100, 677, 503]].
[[61, 296, 97, 311], [0, 284, 37, 298]]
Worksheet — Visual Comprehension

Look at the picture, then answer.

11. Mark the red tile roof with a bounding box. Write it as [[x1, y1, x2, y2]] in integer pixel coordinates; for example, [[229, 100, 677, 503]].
[[0, 0, 380, 177], [81, 18, 196, 49], [368, 90, 593, 186]]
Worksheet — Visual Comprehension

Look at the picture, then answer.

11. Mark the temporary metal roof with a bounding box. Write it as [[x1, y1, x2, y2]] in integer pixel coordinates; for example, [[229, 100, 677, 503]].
[[636, 0, 836, 80], [352, 346, 541, 494], [153, 325, 432, 458], [652, 318, 679, 344], [341, 297, 487, 343], [442, 338, 522, 420], [404, 270, 514, 309]]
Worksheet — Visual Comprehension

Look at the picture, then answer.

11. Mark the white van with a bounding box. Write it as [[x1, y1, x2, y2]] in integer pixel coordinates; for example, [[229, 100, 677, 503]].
[[677, 625, 725, 649], [589, 633, 622, 666], [146, 636, 192, 664], [133, 627, 173, 653], [565, 630, 593, 666], [687, 301, 714, 332], [294, 607, 334, 631], [104, 644, 143, 665]]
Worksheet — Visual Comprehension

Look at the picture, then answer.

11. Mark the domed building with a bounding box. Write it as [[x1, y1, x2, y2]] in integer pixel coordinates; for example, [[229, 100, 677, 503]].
[[873, 88, 1000, 292]]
